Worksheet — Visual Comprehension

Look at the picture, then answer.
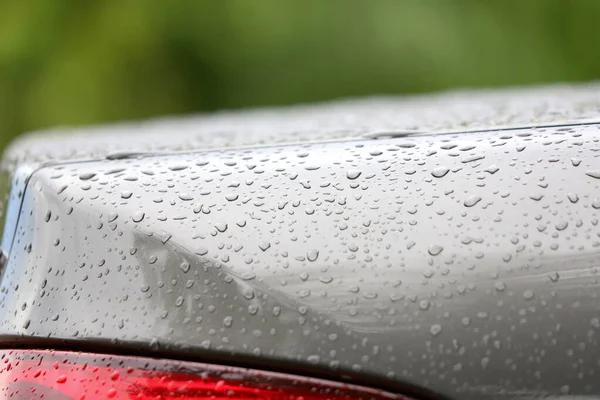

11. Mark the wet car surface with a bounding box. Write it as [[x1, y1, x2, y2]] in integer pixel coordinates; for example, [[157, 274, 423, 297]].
[[1, 84, 600, 399]]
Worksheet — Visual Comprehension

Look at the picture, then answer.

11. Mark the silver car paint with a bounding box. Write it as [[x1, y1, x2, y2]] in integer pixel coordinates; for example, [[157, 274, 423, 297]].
[[1, 85, 600, 399]]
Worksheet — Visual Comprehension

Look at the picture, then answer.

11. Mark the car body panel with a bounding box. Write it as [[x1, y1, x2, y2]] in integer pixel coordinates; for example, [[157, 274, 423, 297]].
[[3, 84, 600, 399], [2, 117, 600, 399]]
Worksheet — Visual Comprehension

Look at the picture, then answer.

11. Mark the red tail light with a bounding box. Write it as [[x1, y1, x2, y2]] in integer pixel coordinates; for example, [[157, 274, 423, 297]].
[[0, 350, 410, 400]]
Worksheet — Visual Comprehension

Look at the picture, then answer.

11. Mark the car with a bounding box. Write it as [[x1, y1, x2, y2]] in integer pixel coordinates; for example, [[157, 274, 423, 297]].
[[0, 83, 600, 399]]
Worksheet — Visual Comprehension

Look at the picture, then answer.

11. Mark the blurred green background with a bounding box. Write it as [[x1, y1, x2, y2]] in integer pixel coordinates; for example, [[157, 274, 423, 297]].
[[1, 0, 599, 150]]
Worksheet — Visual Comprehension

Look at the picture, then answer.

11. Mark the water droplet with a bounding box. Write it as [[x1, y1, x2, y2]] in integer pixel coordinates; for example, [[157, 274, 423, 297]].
[[428, 244, 444, 256], [132, 211, 145, 223], [79, 172, 96, 181], [494, 282, 506, 292], [179, 193, 193, 201], [567, 193, 579, 203], [430, 324, 442, 337], [214, 223, 228, 233], [464, 195, 482, 207], [484, 165, 499, 174], [431, 167, 449, 178], [180, 261, 191, 273], [175, 296, 184, 307], [346, 170, 362, 180], [585, 170, 600, 179], [242, 288, 255, 300], [160, 232, 172, 244], [555, 221, 568, 231], [259, 242, 271, 252], [307, 249, 319, 262], [241, 272, 256, 281], [529, 193, 544, 201], [462, 155, 485, 164], [195, 246, 208, 256], [307, 355, 320, 364], [225, 193, 239, 201]]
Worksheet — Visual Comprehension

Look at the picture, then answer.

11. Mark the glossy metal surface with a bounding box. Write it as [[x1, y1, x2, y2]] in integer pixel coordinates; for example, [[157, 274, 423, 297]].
[[1, 122, 600, 399], [4, 83, 600, 168]]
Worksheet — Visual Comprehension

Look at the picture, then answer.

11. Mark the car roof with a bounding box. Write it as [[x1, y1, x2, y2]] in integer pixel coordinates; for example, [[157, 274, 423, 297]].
[[3, 82, 600, 168]]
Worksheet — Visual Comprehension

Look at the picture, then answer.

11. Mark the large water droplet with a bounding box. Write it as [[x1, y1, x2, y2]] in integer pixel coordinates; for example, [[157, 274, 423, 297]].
[[428, 244, 444, 256], [79, 172, 96, 181], [567, 193, 579, 203], [225, 193, 239, 201], [132, 211, 145, 223], [484, 165, 499, 174], [431, 167, 449, 178], [179, 193, 193, 201], [464, 195, 482, 207], [214, 223, 228, 233], [346, 170, 362, 180], [529, 193, 544, 201], [195, 246, 208, 256], [585, 170, 600, 179]]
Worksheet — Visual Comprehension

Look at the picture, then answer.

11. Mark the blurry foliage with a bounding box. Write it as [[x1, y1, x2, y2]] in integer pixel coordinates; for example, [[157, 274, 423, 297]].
[[0, 0, 599, 148]]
